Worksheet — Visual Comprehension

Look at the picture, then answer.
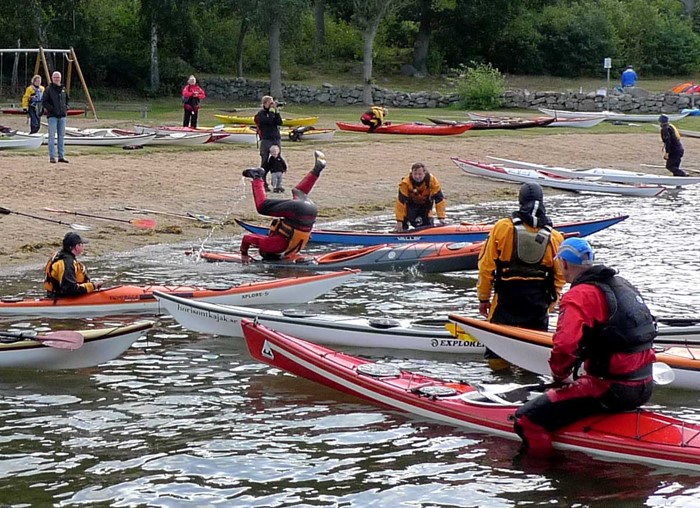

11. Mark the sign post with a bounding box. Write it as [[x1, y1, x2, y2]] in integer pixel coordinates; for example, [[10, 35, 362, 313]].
[[603, 57, 612, 111]]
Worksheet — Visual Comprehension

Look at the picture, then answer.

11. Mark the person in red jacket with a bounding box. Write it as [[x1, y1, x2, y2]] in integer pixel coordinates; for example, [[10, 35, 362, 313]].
[[513, 238, 656, 456], [182, 75, 206, 128]]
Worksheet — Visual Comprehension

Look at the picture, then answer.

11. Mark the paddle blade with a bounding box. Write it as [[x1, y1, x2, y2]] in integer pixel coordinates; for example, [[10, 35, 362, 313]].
[[38, 331, 84, 350], [71, 223, 93, 231], [130, 218, 157, 230], [445, 322, 479, 343]]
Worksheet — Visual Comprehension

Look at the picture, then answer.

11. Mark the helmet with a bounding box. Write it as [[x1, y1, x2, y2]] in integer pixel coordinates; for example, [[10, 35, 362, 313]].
[[555, 238, 594, 265], [518, 182, 544, 205]]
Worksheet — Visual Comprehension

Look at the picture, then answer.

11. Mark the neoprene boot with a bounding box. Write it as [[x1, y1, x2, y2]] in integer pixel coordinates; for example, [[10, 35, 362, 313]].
[[312, 150, 326, 176]]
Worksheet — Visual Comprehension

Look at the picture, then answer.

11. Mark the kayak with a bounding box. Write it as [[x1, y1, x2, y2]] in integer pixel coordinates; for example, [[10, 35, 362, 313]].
[[448, 316, 700, 391], [467, 113, 606, 128], [0, 270, 359, 317], [153, 291, 485, 354], [283, 127, 335, 141], [539, 108, 690, 123], [2, 107, 85, 116], [452, 159, 667, 197], [235, 215, 628, 246], [336, 122, 471, 136], [242, 321, 700, 472], [0, 321, 153, 369], [428, 117, 555, 129], [0, 135, 43, 150], [198, 241, 483, 273], [214, 114, 319, 127], [489, 157, 700, 187]]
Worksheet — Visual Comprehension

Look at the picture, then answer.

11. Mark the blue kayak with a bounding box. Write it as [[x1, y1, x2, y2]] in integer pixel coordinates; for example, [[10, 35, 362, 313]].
[[235, 215, 628, 246]]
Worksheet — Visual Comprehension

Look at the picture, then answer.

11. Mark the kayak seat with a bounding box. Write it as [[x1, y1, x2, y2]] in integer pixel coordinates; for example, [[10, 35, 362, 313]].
[[368, 318, 401, 329]]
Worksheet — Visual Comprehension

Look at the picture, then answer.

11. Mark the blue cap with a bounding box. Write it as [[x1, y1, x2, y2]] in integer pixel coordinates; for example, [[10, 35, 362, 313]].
[[555, 238, 594, 265], [659, 114, 669, 124]]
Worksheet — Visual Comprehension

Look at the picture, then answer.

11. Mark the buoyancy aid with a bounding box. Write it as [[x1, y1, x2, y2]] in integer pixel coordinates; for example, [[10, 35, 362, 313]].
[[43, 250, 92, 296], [573, 266, 656, 379], [495, 220, 554, 290], [269, 218, 312, 257]]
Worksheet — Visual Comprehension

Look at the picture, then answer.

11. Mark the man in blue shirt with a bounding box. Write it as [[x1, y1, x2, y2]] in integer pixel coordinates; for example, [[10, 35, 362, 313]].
[[621, 66, 637, 88]]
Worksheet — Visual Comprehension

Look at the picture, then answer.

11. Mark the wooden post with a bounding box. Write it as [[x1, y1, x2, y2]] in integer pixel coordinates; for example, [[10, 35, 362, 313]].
[[69, 47, 97, 120], [39, 48, 50, 83]]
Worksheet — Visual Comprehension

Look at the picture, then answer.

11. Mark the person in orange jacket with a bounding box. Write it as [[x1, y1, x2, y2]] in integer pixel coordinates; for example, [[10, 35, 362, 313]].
[[44, 232, 102, 298], [395, 162, 447, 232]]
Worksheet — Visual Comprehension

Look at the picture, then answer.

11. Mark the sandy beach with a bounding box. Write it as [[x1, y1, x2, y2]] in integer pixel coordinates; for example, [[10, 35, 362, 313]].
[[0, 114, 683, 272]]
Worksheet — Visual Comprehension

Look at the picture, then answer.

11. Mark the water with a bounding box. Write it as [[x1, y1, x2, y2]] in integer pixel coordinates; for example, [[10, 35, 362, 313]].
[[1, 187, 700, 507]]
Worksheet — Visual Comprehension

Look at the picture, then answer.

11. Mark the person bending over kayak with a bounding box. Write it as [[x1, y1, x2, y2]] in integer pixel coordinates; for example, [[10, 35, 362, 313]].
[[477, 182, 565, 370], [395, 162, 447, 232], [240, 150, 326, 261], [513, 237, 656, 457], [360, 106, 387, 132], [44, 232, 103, 298]]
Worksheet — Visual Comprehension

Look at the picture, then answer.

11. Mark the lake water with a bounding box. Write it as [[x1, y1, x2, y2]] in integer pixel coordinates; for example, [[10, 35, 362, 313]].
[[1, 186, 700, 507]]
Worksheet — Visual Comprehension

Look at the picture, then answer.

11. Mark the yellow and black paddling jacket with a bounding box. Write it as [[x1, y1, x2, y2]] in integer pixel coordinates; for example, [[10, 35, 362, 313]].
[[395, 172, 446, 226], [21, 84, 44, 110], [44, 250, 97, 297], [477, 217, 565, 328], [360, 106, 385, 128], [660, 123, 684, 155]]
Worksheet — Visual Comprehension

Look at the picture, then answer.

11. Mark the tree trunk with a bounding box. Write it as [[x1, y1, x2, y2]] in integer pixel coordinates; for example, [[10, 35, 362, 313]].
[[149, 20, 160, 91], [680, 0, 694, 16], [412, 0, 432, 75], [235, 16, 248, 77], [314, 0, 326, 54], [362, 21, 380, 105], [269, 17, 283, 99]]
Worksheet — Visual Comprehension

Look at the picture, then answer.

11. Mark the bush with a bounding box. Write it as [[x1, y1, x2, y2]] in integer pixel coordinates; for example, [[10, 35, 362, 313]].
[[453, 62, 505, 110]]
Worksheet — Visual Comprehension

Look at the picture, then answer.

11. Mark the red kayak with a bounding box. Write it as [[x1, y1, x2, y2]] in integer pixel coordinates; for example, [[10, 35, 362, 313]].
[[336, 121, 471, 136], [2, 108, 85, 116], [243, 320, 700, 472]]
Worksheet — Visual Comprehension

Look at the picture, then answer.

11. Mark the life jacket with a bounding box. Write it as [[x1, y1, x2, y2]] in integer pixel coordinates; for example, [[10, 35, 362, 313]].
[[494, 219, 553, 291], [44, 250, 90, 296], [407, 174, 432, 205], [43, 251, 64, 294], [269, 218, 312, 258], [574, 266, 656, 380]]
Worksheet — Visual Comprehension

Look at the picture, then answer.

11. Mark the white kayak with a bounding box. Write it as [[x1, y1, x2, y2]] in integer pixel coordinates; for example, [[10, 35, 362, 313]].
[[448, 316, 700, 391], [0, 321, 153, 369], [488, 157, 700, 187], [154, 291, 485, 355], [467, 112, 605, 129], [17, 131, 157, 146], [451, 158, 667, 197], [539, 108, 689, 123], [0, 135, 43, 150]]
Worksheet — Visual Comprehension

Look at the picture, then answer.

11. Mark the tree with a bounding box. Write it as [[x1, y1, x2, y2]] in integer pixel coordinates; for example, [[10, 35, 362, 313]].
[[411, 0, 456, 75], [315, 0, 326, 54], [353, 0, 406, 105]]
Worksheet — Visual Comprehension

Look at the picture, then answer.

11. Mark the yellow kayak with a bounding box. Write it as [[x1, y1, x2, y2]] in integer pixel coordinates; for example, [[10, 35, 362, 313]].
[[214, 114, 319, 127]]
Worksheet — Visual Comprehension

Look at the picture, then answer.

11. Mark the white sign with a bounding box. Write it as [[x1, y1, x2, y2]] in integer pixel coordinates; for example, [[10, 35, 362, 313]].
[[603, 58, 612, 69]]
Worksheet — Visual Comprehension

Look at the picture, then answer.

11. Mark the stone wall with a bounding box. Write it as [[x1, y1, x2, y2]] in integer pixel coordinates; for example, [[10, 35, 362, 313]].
[[201, 76, 694, 112]]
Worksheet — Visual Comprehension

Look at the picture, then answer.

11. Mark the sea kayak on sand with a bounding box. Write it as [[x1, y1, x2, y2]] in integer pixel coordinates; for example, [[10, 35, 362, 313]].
[[197, 242, 483, 273], [235, 215, 628, 246], [154, 291, 484, 354], [336, 121, 471, 136], [242, 321, 700, 472], [0, 321, 153, 369], [0, 270, 359, 317], [447, 316, 700, 391]]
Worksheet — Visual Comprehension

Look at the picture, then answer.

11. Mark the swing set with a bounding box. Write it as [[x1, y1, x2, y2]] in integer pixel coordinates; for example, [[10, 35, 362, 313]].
[[0, 46, 97, 119]]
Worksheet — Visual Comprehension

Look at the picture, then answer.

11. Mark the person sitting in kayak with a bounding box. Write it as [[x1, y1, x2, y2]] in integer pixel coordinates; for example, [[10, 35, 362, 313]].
[[44, 232, 102, 298], [395, 162, 447, 232], [513, 238, 656, 457], [477, 182, 566, 370], [240, 150, 326, 262], [360, 106, 387, 132]]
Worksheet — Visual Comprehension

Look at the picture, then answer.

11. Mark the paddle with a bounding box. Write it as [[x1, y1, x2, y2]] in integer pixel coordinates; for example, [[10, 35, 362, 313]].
[[44, 207, 157, 230], [115, 206, 219, 224], [0, 206, 92, 231], [0, 330, 84, 350]]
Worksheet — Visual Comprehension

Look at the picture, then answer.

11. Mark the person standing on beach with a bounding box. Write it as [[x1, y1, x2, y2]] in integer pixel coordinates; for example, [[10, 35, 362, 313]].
[[182, 75, 206, 128], [254, 96, 283, 182], [42, 71, 69, 164], [659, 114, 687, 177], [21, 74, 44, 134]]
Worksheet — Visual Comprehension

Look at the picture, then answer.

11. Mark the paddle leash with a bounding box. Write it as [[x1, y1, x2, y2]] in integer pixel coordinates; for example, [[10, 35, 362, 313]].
[[0, 206, 92, 230], [44, 207, 157, 230]]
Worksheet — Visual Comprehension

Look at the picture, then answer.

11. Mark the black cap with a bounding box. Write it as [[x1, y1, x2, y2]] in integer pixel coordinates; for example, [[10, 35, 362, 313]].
[[63, 232, 87, 250], [659, 114, 669, 124], [519, 182, 544, 205]]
